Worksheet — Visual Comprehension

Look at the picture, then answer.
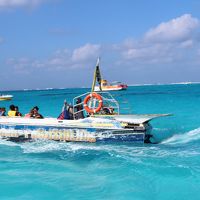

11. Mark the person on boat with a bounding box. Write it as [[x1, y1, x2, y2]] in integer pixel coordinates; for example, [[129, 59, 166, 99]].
[[15, 106, 22, 117], [74, 97, 84, 119], [0, 107, 6, 116], [25, 109, 34, 118], [57, 100, 72, 120], [101, 103, 114, 115], [8, 104, 17, 117], [32, 106, 43, 119], [68, 105, 73, 119]]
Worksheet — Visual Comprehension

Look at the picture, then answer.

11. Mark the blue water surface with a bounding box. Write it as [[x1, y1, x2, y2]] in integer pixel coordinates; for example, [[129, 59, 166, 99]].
[[1, 84, 200, 200]]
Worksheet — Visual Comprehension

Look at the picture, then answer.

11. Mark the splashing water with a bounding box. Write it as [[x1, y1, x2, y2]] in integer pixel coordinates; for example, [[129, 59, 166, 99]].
[[162, 127, 200, 145]]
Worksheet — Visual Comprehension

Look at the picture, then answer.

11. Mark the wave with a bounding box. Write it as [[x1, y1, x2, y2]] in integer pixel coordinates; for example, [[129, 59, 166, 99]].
[[170, 81, 200, 85], [0, 135, 147, 154], [0, 138, 19, 147], [1, 136, 200, 162], [128, 82, 200, 87], [15, 139, 200, 159], [161, 127, 200, 145]]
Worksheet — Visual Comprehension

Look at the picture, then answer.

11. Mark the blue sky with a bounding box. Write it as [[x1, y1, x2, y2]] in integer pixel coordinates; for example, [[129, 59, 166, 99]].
[[0, 0, 200, 90]]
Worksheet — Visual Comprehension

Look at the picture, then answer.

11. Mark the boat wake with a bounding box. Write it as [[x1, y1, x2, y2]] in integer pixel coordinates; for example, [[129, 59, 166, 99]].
[[1, 127, 200, 160], [161, 127, 200, 145], [1, 135, 200, 162], [0, 138, 19, 147], [0, 135, 150, 156]]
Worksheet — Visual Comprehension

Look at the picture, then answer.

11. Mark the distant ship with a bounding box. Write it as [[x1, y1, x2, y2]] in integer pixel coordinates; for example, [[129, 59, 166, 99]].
[[0, 94, 13, 101], [94, 80, 128, 91], [93, 58, 128, 92]]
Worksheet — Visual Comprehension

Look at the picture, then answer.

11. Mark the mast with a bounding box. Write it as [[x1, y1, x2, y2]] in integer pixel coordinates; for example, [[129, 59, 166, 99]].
[[91, 57, 102, 92]]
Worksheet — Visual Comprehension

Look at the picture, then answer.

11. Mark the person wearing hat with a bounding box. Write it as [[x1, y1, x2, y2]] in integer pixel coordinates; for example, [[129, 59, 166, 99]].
[[32, 106, 43, 119]]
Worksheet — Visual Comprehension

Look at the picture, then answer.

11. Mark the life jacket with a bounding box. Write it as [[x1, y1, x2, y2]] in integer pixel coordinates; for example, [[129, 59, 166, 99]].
[[8, 110, 16, 117]]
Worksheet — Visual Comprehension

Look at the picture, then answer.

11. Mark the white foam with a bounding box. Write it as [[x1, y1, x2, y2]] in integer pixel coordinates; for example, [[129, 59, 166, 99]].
[[0, 137, 20, 147], [129, 82, 200, 87], [1, 127, 200, 159], [21, 140, 67, 153], [162, 127, 200, 145], [1, 136, 199, 160]]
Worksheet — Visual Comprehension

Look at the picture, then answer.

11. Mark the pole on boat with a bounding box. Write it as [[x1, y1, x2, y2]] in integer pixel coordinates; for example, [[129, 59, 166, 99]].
[[90, 58, 102, 114], [91, 57, 102, 92]]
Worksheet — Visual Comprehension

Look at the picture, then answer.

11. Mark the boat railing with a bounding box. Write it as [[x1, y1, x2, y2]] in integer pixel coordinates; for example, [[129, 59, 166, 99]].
[[72, 92, 119, 119]]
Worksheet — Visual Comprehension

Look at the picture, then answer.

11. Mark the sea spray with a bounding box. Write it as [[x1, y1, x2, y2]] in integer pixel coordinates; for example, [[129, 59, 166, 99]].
[[162, 127, 200, 145]]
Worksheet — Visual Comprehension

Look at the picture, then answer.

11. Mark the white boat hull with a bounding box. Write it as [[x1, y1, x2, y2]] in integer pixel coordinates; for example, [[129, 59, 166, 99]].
[[0, 95, 13, 101], [0, 115, 166, 143], [94, 86, 127, 91]]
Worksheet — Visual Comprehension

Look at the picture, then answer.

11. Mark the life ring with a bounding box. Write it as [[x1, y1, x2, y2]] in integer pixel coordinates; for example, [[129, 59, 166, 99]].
[[84, 93, 103, 114]]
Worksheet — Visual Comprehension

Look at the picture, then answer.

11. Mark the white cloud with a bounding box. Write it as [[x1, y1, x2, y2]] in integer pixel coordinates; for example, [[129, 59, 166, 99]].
[[145, 14, 199, 42], [6, 57, 34, 74], [4, 14, 200, 79], [45, 44, 101, 70], [122, 43, 178, 64], [119, 14, 200, 65], [0, 0, 47, 9], [180, 39, 194, 48], [6, 43, 102, 73], [72, 43, 101, 62]]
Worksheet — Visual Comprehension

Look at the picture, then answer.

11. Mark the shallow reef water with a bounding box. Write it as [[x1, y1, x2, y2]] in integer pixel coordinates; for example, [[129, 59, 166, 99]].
[[1, 84, 200, 200]]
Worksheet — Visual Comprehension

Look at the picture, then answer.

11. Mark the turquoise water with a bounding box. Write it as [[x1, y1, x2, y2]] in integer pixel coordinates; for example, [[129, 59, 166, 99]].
[[1, 84, 200, 200]]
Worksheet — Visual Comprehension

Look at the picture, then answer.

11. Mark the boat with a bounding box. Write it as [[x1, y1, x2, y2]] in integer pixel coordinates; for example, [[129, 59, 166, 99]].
[[93, 58, 128, 91], [94, 80, 128, 91], [0, 95, 13, 101], [0, 60, 170, 144]]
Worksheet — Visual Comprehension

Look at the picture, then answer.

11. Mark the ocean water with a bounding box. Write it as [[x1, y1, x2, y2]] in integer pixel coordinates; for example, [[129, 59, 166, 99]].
[[1, 84, 200, 200]]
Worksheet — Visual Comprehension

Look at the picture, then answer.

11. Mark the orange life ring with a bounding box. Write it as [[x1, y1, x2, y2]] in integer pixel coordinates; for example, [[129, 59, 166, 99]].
[[83, 93, 103, 114]]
